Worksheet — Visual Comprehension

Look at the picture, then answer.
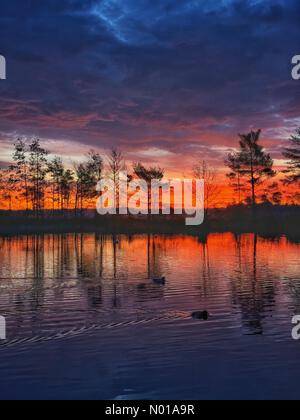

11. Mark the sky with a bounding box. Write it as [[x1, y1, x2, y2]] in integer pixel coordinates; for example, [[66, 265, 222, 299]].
[[0, 0, 299, 176]]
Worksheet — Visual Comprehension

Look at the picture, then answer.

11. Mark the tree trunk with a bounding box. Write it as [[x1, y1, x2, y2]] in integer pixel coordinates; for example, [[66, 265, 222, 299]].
[[251, 178, 256, 208], [148, 184, 151, 216]]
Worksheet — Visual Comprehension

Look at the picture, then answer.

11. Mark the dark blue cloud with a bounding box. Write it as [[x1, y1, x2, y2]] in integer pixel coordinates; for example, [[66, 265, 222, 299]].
[[0, 0, 299, 162]]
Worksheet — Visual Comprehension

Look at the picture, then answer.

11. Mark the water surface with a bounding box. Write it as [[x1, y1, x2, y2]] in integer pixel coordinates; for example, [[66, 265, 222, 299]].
[[0, 233, 300, 400]]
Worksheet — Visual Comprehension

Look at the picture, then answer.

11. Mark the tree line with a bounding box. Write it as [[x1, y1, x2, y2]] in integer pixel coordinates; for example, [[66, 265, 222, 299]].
[[0, 139, 164, 214], [0, 128, 299, 214], [225, 128, 300, 207]]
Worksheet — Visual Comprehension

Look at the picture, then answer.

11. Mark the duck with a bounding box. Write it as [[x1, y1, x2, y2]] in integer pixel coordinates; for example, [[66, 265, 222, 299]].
[[192, 310, 209, 321], [152, 276, 166, 285]]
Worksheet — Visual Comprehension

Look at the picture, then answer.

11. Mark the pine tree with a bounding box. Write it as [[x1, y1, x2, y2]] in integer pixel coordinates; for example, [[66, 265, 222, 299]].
[[133, 163, 164, 213], [47, 157, 64, 211], [283, 128, 300, 185], [28, 139, 49, 215], [74, 151, 103, 213], [225, 152, 247, 205], [12, 139, 30, 211], [0, 168, 18, 211], [226, 130, 275, 207], [60, 169, 74, 210]]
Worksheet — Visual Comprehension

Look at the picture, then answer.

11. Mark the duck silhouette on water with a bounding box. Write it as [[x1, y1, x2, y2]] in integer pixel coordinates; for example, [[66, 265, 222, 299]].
[[192, 310, 209, 321], [152, 276, 166, 285]]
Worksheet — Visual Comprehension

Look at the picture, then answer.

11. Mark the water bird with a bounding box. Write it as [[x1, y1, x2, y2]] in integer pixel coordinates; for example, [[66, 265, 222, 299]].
[[152, 276, 166, 285], [192, 310, 209, 321]]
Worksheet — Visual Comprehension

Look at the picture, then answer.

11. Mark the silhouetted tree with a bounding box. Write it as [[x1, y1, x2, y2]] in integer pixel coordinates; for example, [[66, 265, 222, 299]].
[[283, 128, 300, 186], [74, 163, 86, 214], [108, 148, 125, 214], [12, 139, 30, 211], [74, 151, 103, 213], [60, 169, 74, 210], [193, 160, 220, 216], [272, 191, 283, 205], [133, 162, 164, 213], [47, 157, 64, 211], [260, 182, 282, 206], [47, 157, 75, 212], [225, 152, 248, 205], [227, 130, 275, 207], [28, 139, 49, 214], [0, 168, 17, 211]]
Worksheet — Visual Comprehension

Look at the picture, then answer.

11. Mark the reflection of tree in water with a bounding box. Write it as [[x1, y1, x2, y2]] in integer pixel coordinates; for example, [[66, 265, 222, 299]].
[[135, 235, 166, 302], [29, 235, 47, 335], [2, 233, 298, 342], [199, 237, 210, 298], [55, 234, 73, 278], [30, 235, 45, 304], [74, 233, 105, 273], [285, 279, 300, 315], [147, 234, 164, 279], [74, 233, 104, 309], [9, 292, 26, 337], [0, 236, 45, 336], [194, 235, 218, 301], [230, 234, 276, 336], [1, 234, 167, 335], [112, 234, 118, 308], [87, 286, 103, 309], [75, 234, 89, 278]]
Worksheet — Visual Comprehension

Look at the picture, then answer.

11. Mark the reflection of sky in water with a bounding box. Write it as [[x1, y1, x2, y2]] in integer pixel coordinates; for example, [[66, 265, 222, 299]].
[[0, 233, 300, 399]]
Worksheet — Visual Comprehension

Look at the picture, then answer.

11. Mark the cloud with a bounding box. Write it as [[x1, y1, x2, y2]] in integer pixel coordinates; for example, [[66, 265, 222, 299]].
[[0, 0, 299, 171]]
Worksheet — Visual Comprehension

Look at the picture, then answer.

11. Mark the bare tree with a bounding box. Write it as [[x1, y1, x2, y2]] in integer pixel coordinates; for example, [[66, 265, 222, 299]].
[[193, 160, 221, 217], [108, 148, 125, 214]]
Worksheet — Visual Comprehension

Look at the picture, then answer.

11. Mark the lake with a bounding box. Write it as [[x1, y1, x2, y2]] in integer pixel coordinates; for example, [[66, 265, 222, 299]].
[[0, 233, 300, 400]]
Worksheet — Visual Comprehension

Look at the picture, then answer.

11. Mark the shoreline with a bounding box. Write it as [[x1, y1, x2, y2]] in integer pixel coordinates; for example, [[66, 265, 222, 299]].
[[0, 207, 299, 241]]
